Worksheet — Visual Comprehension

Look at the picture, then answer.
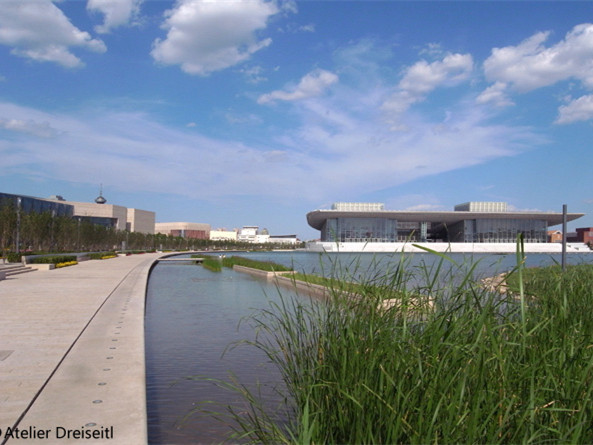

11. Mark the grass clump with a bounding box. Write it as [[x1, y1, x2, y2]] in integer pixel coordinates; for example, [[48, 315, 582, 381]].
[[204, 248, 593, 444], [201, 256, 222, 272], [221, 256, 292, 272]]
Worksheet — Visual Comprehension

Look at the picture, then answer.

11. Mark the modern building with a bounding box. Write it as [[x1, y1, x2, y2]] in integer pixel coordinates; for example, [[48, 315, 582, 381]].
[[268, 235, 299, 245], [547, 230, 563, 243], [307, 201, 584, 244], [66, 200, 129, 231], [0, 192, 155, 234], [56, 194, 155, 234], [237, 226, 259, 243], [155, 222, 211, 239], [210, 229, 238, 242], [569, 227, 593, 245], [0, 192, 73, 217], [126, 208, 156, 234]]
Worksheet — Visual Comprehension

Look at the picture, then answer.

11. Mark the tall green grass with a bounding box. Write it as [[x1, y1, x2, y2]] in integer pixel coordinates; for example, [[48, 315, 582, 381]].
[[221, 256, 293, 272], [199, 247, 593, 444]]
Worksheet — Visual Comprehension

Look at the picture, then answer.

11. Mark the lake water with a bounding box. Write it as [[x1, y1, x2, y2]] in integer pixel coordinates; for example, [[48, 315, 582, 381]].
[[145, 250, 593, 444]]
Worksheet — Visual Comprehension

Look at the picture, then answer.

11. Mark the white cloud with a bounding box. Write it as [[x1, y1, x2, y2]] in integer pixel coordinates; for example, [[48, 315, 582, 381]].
[[87, 0, 143, 34], [283, 99, 537, 196], [476, 81, 514, 107], [257, 69, 339, 104], [381, 53, 473, 128], [556, 94, 593, 124], [0, 0, 106, 67], [240, 65, 267, 84], [483, 24, 593, 92], [151, 0, 279, 75], [0, 94, 541, 206], [0, 118, 59, 138], [224, 112, 263, 125]]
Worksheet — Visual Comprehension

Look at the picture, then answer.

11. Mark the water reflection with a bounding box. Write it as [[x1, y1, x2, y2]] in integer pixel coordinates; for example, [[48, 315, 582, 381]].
[[146, 263, 293, 444]]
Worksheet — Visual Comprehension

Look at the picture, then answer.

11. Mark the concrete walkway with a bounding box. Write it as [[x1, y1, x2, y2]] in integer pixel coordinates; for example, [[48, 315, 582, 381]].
[[0, 253, 161, 444]]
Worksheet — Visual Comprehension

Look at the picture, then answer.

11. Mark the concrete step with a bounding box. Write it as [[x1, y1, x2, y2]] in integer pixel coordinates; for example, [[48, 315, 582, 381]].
[[0, 265, 37, 278], [0, 264, 27, 271]]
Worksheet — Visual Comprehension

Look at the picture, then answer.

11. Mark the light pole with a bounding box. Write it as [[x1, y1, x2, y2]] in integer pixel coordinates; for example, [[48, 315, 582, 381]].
[[50, 209, 56, 251], [15, 197, 21, 254], [562, 204, 567, 272]]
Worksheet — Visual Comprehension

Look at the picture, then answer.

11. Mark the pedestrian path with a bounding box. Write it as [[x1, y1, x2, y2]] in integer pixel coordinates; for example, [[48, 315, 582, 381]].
[[0, 253, 161, 444]]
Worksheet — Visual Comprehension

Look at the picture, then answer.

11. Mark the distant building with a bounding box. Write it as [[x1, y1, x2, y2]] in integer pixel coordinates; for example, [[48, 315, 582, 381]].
[[155, 222, 211, 239], [237, 226, 259, 243], [0, 192, 73, 217], [572, 227, 593, 245], [307, 201, 583, 244], [454, 202, 508, 212], [547, 230, 563, 243], [126, 208, 155, 234], [268, 234, 299, 245], [210, 229, 238, 242], [59, 195, 155, 234], [235, 226, 297, 244], [65, 200, 129, 231], [0, 192, 154, 234]]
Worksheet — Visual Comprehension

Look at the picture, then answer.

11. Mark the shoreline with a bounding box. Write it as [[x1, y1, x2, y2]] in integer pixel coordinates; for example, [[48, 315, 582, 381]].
[[306, 241, 592, 254]]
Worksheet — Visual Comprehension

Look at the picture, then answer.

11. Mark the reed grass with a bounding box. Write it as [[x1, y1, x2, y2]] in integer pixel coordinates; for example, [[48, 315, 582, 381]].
[[198, 245, 593, 444], [221, 256, 293, 272], [201, 256, 223, 272]]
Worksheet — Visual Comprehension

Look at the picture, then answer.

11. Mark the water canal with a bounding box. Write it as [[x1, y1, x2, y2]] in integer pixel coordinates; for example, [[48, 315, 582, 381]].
[[145, 250, 593, 443]]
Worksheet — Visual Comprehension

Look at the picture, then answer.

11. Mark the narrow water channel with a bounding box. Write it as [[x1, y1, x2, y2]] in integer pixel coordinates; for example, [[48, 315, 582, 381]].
[[145, 261, 294, 444]]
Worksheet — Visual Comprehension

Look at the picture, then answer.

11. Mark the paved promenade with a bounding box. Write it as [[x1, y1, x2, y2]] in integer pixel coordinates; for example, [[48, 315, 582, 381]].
[[0, 253, 161, 444]]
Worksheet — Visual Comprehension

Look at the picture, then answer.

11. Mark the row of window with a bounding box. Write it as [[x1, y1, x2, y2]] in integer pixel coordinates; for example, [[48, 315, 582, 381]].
[[321, 217, 549, 243]]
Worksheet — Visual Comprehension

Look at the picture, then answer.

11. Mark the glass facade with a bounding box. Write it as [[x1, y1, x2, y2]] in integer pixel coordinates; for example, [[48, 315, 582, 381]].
[[322, 216, 548, 243], [321, 217, 400, 242], [0, 193, 73, 217], [451, 218, 547, 243], [78, 216, 118, 229]]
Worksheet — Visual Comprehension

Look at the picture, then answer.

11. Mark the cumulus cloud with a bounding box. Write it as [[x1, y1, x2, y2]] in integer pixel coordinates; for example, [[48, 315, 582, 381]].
[[556, 94, 593, 124], [479, 23, 593, 123], [0, 0, 106, 67], [381, 53, 473, 129], [257, 69, 339, 104], [483, 24, 593, 92], [151, 0, 279, 75], [87, 0, 143, 34]]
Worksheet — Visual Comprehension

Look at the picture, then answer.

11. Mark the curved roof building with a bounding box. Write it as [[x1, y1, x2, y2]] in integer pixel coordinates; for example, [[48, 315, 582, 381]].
[[307, 202, 583, 244]]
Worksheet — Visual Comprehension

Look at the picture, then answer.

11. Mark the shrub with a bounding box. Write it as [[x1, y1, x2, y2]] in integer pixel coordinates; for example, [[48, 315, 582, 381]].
[[55, 261, 78, 268], [4, 252, 22, 263], [30, 255, 77, 264], [89, 252, 116, 260]]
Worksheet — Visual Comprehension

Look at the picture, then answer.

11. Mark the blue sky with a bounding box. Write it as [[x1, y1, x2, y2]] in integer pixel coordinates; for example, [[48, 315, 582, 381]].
[[1, 1, 592, 240]]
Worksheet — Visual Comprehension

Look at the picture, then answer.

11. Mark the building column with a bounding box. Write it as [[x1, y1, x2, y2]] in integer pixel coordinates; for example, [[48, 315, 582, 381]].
[[420, 221, 428, 242]]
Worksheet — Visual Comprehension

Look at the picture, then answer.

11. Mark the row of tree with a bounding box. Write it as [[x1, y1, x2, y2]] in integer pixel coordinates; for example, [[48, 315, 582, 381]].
[[0, 201, 302, 257]]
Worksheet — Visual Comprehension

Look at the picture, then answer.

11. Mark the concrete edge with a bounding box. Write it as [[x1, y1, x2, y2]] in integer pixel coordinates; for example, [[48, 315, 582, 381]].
[[231, 265, 330, 299], [13, 256, 160, 445], [28, 264, 56, 271]]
